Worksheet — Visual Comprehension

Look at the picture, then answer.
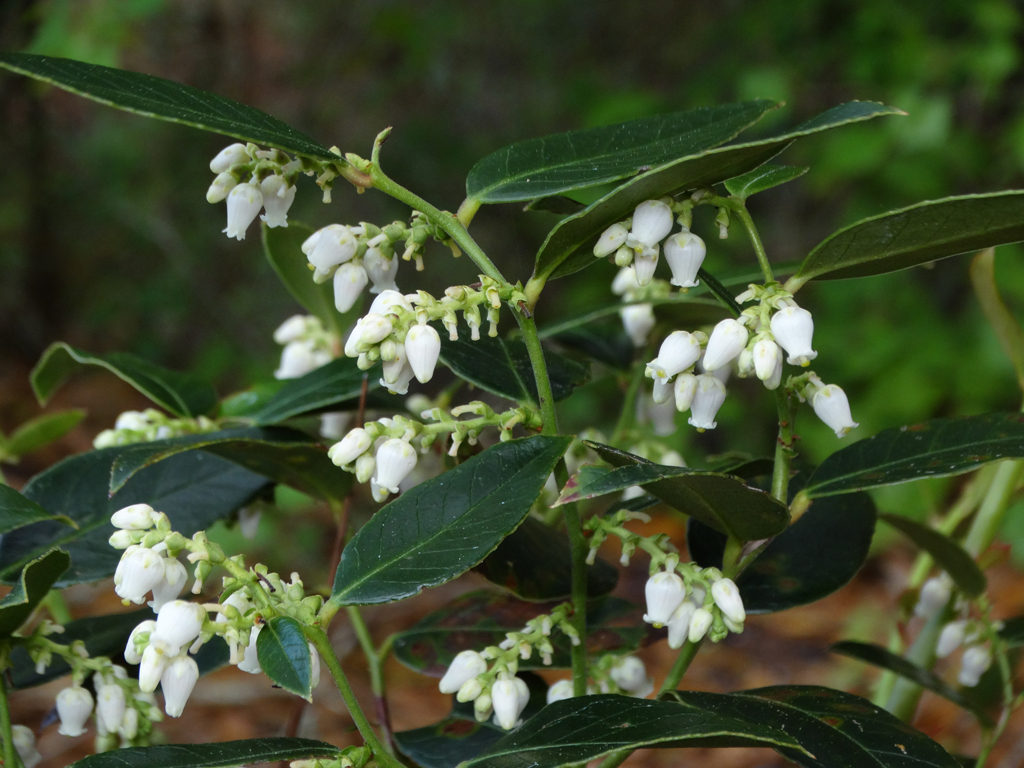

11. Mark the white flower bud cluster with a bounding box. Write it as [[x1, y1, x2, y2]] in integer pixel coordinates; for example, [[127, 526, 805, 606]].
[[545, 654, 654, 703], [645, 567, 746, 645], [108, 505, 189, 609], [272, 315, 337, 380], [93, 409, 218, 450], [52, 662, 164, 747], [916, 574, 997, 689], [208, 143, 303, 240]]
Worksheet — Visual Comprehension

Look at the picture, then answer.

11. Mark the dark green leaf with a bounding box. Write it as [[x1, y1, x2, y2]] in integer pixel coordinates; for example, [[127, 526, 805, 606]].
[[3, 409, 86, 460], [0, 448, 269, 586], [475, 517, 618, 600], [523, 196, 587, 215], [31, 342, 217, 418], [68, 738, 341, 768], [0, 549, 70, 637], [664, 686, 962, 768], [332, 435, 572, 605], [970, 250, 1024, 392], [790, 192, 1024, 287], [724, 164, 808, 200], [0, 485, 75, 535], [998, 616, 1024, 648], [879, 513, 986, 598], [688, 489, 876, 613], [831, 642, 992, 727], [217, 382, 286, 419], [579, 446, 790, 541], [803, 413, 1024, 498], [535, 102, 903, 281], [108, 427, 349, 501], [257, 616, 313, 700], [392, 591, 651, 676], [466, 101, 779, 203], [439, 325, 590, 404], [0, 52, 334, 159], [250, 358, 376, 425], [463, 693, 805, 768], [549, 323, 636, 371]]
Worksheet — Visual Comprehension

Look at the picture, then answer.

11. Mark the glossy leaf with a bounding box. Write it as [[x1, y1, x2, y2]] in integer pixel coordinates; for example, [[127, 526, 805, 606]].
[[0, 52, 334, 159], [523, 195, 587, 215], [250, 358, 376, 425], [664, 686, 962, 768], [970, 249, 1024, 392], [2, 409, 86, 459], [68, 738, 341, 768], [31, 342, 217, 418], [217, 381, 286, 418], [257, 616, 313, 700], [878, 513, 986, 598], [463, 693, 804, 768], [0, 484, 74, 535], [831, 641, 992, 726], [998, 616, 1024, 648], [108, 427, 349, 501], [474, 517, 618, 600], [724, 164, 808, 200], [688, 489, 876, 613], [581, 445, 790, 541], [790, 191, 1024, 287], [535, 101, 903, 281], [803, 413, 1024, 498], [332, 435, 572, 605], [466, 101, 779, 203], [0, 549, 70, 637], [392, 591, 652, 676], [439, 325, 589, 404], [0, 447, 269, 586]]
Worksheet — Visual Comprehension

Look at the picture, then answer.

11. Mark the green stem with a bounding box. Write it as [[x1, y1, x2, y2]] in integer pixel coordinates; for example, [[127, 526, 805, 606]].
[[346, 606, 394, 754], [0, 651, 21, 768], [304, 626, 402, 768], [885, 608, 947, 721], [962, 460, 1024, 558], [771, 388, 796, 503], [517, 313, 558, 432], [729, 203, 774, 284], [610, 359, 647, 445], [42, 590, 72, 625]]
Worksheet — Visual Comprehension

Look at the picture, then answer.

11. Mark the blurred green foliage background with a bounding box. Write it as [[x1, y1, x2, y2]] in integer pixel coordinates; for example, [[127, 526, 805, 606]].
[[2, 0, 1024, 528]]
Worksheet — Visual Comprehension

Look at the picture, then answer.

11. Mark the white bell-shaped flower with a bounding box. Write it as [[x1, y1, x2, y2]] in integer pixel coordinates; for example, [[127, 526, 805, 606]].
[[457, 678, 484, 703], [238, 626, 262, 674], [937, 620, 968, 658], [611, 267, 642, 297], [439, 650, 487, 694], [119, 707, 139, 740], [308, 224, 357, 272], [334, 263, 369, 313], [329, 428, 372, 467], [273, 315, 308, 344], [663, 231, 706, 288], [610, 656, 648, 693], [620, 304, 655, 348], [301, 230, 322, 257], [382, 357, 415, 396], [369, 289, 413, 316], [124, 620, 156, 665], [594, 223, 629, 258], [110, 503, 156, 531], [114, 547, 166, 604], [764, 353, 783, 391], [650, 397, 677, 436], [651, 376, 673, 405], [370, 479, 391, 503], [209, 143, 249, 173], [223, 183, 263, 240], [711, 578, 745, 625], [406, 324, 442, 383], [546, 679, 574, 704], [770, 306, 817, 366], [355, 453, 376, 484], [364, 246, 399, 294], [674, 373, 697, 412], [702, 319, 749, 371], [514, 676, 530, 711], [115, 411, 150, 431], [275, 340, 320, 380], [752, 339, 780, 382], [259, 175, 296, 228], [812, 384, 858, 438], [149, 559, 188, 612], [96, 683, 126, 733], [914, 575, 951, 620], [643, 570, 686, 627], [382, 342, 409, 387], [56, 685, 94, 736], [492, 678, 525, 730], [646, 331, 702, 382], [688, 607, 714, 643], [958, 645, 992, 687], [374, 439, 418, 493], [630, 200, 673, 247], [138, 637, 176, 693], [153, 600, 206, 653], [206, 172, 238, 204], [161, 655, 200, 717], [688, 374, 726, 431], [12, 725, 41, 768], [632, 248, 659, 286], [667, 600, 697, 649]]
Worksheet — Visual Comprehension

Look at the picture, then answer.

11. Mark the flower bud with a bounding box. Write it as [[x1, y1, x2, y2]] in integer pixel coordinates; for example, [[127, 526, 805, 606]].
[[958, 645, 992, 687], [259, 175, 296, 228], [206, 171, 238, 203], [56, 685, 94, 736], [914, 575, 951, 620], [161, 655, 200, 717], [215, 591, 252, 624], [114, 547, 166, 604], [546, 679, 574, 704], [594, 223, 629, 258], [275, 340, 321, 380], [812, 384, 859, 438], [646, 331, 702, 382], [770, 306, 817, 366], [663, 231, 706, 288], [688, 607, 713, 643], [474, 692, 493, 721], [439, 650, 487, 694], [150, 559, 188, 612], [12, 725, 41, 768], [630, 200, 673, 247], [96, 683, 126, 733], [329, 428, 372, 467], [355, 453, 376, 484], [632, 248, 659, 286], [937, 620, 968, 658], [364, 246, 399, 294], [611, 267, 641, 297], [355, 313, 394, 347], [119, 707, 139, 740], [107, 530, 134, 550], [674, 373, 697, 412], [273, 315, 309, 344], [457, 677, 484, 703], [223, 183, 263, 241], [124, 620, 156, 665], [492, 678, 523, 730], [702, 319, 748, 371], [139, 638, 175, 692], [752, 339, 780, 382], [643, 570, 686, 627], [369, 289, 413, 316], [332, 263, 369, 313], [238, 626, 262, 674], [711, 578, 745, 625], [374, 439, 418, 493], [308, 225, 357, 272], [301, 230, 322, 257], [667, 601, 697, 649], [609, 656, 648, 693], [209, 143, 249, 173], [406, 324, 442, 383], [153, 600, 206, 653], [651, 376, 673, 405], [687, 374, 726, 431], [620, 304, 655, 348]]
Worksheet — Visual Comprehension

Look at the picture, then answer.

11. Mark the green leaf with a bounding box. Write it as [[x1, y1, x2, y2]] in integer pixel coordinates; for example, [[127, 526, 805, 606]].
[[31, 342, 217, 418], [68, 737, 341, 768], [331, 435, 572, 605], [466, 101, 780, 203], [688, 489, 876, 613], [0, 447, 269, 586], [831, 641, 992, 727], [0, 485, 75, 535], [998, 616, 1024, 648], [523, 195, 587, 215], [878, 513, 986, 598], [579, 446, 790, 541], [250, 358, 376, 425], [463, 693, 805, 768], [664, 686, 962, 768], [790, 191, 1024, 287], [108, 427, 350, 501], [803, 413, 1024, 498], [392, 591, 651, 676], [970, 249, 1024, 392], [724, 164, 808, 200], [0, 548, 70, 637], [0, 52, 334, 159], [439, 325, 589, 404], [257, 616, 313, 700], [534, 101, 903, 281], [2, 409, 86, 460], [474, 517, 618, 600]]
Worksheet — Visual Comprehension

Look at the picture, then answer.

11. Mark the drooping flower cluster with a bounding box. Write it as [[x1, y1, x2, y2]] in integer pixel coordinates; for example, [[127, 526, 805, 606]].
[[93, 410, 218, 450], [547, 654, 655, 700], [207, 143, 304, 240], [915, 572, 996, 688], [610, 263, 672, 349], [273, 315, 339, 380]]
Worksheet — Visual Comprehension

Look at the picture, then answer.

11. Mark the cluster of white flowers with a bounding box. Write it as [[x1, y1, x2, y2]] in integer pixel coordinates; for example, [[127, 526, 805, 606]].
[[273, 314, 338, 380], [915, 573, 995, 687], [93, 410, 218, 450], [207, 143, 303, 240], [546, 654, 654, 704], [54, 668, 162, 750], [643, 562, 746, 646]]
